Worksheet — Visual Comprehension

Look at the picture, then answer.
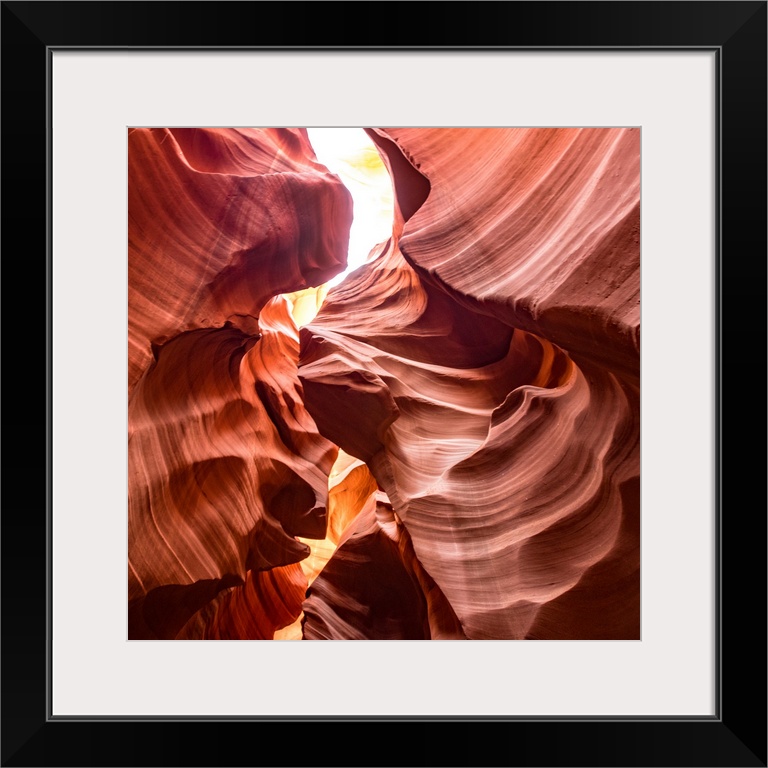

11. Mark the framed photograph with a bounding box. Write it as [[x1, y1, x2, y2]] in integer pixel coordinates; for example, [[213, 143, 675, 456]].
[[4, 1, 765, 765]]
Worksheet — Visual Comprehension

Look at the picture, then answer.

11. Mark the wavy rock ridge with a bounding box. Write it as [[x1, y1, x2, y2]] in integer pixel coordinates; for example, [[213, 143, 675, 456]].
[[128, 127, 640, 640], [128, 128, 348, 639]]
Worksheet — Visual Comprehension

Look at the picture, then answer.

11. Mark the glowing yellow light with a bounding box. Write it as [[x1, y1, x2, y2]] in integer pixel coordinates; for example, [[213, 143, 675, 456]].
[[279, 128, 394, 329], [307, 128, 395, 287], [273, 450, 377, 640], [282, 285, 329, 328]]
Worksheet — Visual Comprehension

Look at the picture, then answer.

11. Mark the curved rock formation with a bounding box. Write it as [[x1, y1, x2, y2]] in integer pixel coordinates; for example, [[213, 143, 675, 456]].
[[376, 128, 640, 379], [299, 128, 640, 640], [128, 127, 352, 396], [128, 128, 349, 639], [302, 490, 466, 640], [128, 126, 640, 641]]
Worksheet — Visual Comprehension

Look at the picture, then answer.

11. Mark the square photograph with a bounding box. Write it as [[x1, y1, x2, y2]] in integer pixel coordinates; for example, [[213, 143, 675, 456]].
[[127, 127, 640, 641]]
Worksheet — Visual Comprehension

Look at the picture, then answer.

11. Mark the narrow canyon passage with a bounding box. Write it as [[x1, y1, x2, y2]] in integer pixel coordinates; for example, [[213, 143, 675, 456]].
[[127, 126, 640, 641]]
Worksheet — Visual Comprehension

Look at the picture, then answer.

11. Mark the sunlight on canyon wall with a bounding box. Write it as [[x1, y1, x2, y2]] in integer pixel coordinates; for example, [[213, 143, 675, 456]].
[[128, 126, 640, 641]]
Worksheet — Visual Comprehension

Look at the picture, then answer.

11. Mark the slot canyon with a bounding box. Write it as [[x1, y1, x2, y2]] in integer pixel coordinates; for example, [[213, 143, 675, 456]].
[[127, 126, 640, 641]]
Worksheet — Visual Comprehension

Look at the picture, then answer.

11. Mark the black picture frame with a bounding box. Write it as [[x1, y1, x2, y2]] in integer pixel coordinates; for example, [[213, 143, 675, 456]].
[[3, 2, 765, 766]]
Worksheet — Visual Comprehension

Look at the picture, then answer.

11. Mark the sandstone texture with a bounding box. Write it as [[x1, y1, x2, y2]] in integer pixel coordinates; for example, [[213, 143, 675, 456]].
[[128, 127, 640, 640]]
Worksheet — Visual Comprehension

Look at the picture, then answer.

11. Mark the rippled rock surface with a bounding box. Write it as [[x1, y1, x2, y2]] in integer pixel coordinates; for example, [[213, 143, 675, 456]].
[[128, 129, 349, 638], [299, 128, 640, 640], [128, 127, 640, 640]]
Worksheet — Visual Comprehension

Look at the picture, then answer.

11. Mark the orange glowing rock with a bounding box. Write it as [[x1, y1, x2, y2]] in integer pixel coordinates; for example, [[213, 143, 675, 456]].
[[299, 128, 640, 639], [128, 127, 352, 396], [128, 128, 348, 639], [128, 126, 640, 641]]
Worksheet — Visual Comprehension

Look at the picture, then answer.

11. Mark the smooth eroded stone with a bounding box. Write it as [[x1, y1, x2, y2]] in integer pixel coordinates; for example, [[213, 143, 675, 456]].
[[128, 129, 350, 639], [299, 128, 640, 639]]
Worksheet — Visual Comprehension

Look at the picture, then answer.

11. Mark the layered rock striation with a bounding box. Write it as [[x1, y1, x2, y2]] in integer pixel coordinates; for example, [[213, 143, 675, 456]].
[[128, 126, 640, 640], [128, 128, 349, 638], [299, 128, 640, 640]]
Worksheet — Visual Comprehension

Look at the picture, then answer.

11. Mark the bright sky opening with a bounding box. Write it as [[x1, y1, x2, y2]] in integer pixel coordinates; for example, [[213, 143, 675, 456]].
[[283, 129, 394, 329], [307, 127, 395, 287]]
